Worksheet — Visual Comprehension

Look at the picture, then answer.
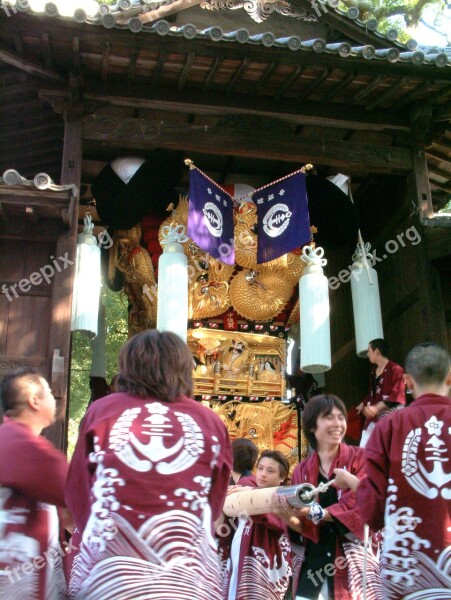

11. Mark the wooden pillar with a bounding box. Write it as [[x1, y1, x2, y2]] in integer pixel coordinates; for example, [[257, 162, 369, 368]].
[[45, 107, 82, 450], [408, 105, 447, 347], [410, 105, 433, 223]]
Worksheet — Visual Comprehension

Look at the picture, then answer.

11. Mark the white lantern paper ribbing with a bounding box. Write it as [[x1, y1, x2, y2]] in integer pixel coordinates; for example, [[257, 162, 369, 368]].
[[299, 246, 331, 373], [351, 242, 383, 357], [71, 214, 101, 337], [157, 224, 189, 342]]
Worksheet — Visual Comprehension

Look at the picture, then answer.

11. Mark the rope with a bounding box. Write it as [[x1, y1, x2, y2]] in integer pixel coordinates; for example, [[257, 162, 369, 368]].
[[299, 478, 336, 502]]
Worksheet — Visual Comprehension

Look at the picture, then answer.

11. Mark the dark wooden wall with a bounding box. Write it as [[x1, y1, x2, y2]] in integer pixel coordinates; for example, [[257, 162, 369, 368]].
[[324, 176, 449, 407], [0, 186, 78, 450]]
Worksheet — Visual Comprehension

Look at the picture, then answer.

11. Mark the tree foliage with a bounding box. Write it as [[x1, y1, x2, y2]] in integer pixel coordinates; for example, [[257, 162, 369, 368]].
[[337, 0, 448, 42], [68, 286, 128, 456]]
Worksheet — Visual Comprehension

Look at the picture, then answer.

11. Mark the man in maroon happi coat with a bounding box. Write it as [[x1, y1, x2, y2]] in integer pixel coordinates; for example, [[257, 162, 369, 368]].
[[0, 368, 69, 600], [357, 338, 406, 447], [66, 330, 232, 600], [357, 342, 451, 599]]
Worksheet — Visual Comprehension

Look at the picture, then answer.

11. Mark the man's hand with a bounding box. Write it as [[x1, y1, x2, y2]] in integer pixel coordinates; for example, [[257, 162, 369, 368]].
[[362, 402, 386, 420], [333, 468, 359, 492]]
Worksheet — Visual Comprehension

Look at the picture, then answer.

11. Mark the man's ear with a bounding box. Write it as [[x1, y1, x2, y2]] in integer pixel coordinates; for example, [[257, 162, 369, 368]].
[[445, 370, 451, 388], [28, 390, 41, 411]]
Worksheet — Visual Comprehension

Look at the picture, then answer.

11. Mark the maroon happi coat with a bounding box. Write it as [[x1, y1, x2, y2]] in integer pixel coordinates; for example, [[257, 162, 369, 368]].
[[0, 420, 68, 599], [65, 392, 231, 600], [357, 393, 451, 600], [218, 476, 292, 600], [362, 361, 406, 430], [291, 443, 381, 600]]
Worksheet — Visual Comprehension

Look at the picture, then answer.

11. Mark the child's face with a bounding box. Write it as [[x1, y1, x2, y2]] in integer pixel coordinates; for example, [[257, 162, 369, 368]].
[[256, 457, 284, 488]]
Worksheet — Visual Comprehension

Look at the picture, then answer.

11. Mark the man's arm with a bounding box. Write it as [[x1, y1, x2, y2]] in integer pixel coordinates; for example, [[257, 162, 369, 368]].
[[386, 363, 406, 405], [356, 421, 391, 532]]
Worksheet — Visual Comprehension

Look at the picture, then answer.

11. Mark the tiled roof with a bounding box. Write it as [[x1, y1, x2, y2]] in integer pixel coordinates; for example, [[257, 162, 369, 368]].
[[2, 0, 450, 67]]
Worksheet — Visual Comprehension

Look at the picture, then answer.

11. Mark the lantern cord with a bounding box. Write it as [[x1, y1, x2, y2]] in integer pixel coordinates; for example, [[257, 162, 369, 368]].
[[357, 230, 374, 285], [160, 223, 189, 245], [82, 213, 94, 235], [299, 478, 336, 502], [184, 159, 234, 200], [300, 245, 327, 267], [184, 158, 314, 207], [347, 177, 374, 286]]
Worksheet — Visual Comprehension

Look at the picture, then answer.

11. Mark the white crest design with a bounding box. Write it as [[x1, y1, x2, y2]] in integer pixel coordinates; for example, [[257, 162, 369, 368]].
[[401, 419, 451, 499], [109, 403, 205, 474], [203, 201, 223, 237], [262, 203, 292, 238]]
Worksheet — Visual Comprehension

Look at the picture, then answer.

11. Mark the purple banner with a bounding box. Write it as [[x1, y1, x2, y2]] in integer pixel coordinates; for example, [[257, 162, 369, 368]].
[[187, 169, 235, 265], [255, 171, 311, 264]]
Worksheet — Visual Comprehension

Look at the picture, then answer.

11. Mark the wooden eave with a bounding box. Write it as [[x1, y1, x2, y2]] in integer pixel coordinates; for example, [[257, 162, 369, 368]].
[[0, 9, 450, 216]]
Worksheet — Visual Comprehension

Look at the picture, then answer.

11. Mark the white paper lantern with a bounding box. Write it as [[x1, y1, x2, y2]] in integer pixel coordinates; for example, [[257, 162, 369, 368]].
[[299, 246, 331, 373], [110, 156, 145, 184], [157, 224, 189, 342], [351, 242, 383, 357], [71, 215, 101, 337]]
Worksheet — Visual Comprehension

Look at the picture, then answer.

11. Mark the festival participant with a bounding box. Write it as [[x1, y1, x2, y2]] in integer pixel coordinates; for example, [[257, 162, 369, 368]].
[[218, 449, 292, 600], [356, 342, 451, 599], [230, 437, 259, 485], [288, 394, 381, 600], [356, 338, 406, 447], [0, 368, 69, 599], [66, 330, 232, 600]]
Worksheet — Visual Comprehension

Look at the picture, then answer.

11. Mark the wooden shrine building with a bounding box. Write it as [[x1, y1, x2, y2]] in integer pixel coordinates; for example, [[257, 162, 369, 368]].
[[0, 0, 450, 453]]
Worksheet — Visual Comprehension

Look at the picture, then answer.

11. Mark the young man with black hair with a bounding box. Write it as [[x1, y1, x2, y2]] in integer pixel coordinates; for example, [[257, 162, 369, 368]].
[[356, 338, 406, 447], [0, 368, 69, 599]]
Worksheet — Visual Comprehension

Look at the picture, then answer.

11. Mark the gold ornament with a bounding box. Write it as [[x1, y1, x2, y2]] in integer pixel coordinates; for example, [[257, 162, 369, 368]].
[[229, 267, 293, 321], [115, 225, 157, 333], [211, 400, 308, 477]]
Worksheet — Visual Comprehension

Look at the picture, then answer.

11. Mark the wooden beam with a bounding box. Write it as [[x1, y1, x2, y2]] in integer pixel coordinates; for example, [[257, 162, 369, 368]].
[[178, 51, 195, 92], [228, 57, 250, 94], [427, 164, 451, 180], [397, 80, 435, 109], [433, 102, 451, 122], [152, 48, 167, 86], [350, 75, 383, 105], [41, 33, 52, 68], [203, 55, 220, 92], [83, 114, 412, 173], [410, 146, 434, 222], [275, 65, 303, 100], [366, 76, 410, 111], [321, 72, 355, 104], [45, 108, 82, 451], [256, 61, 277, 92], [426, 148, 451, 163], [429, 179, 451, 194], [45, 84, 411, 132], [299, 68, 330, 101], [4, 14, 451, 81], [101, 42, 110, 82], [72, 37, 80, 70], [0, 46, 65, 83], [128, 47, 138, 81]]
